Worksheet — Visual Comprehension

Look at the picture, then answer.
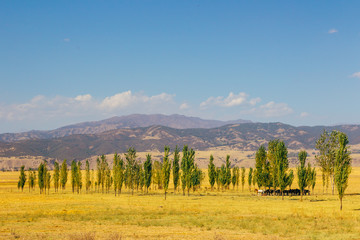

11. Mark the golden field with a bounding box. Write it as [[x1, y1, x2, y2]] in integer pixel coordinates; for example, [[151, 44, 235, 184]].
[[1, 167, 360, 240]]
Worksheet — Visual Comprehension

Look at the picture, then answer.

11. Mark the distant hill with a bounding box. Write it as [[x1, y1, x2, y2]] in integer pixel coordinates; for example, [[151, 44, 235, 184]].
[[0, 122, 359, 161], [0, 114, 250, 142]]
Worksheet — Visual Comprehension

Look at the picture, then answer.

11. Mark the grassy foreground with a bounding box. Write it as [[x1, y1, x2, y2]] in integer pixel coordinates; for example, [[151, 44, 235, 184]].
[[1, 168, 360, 240]]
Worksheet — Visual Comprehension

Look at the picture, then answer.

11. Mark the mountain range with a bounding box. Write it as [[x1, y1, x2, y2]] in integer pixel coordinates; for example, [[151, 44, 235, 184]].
[[0, 114, 251, 142], [0, 114, 359, 162]]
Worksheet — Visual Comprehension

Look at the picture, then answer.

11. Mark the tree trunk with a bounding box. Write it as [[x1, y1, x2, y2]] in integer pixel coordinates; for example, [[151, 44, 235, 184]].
[[165, 191, 167, 200], [282, 190, 284, 200], [300, 190, 303, 202], [340, 197, 343, 211], [187, 188, 190, 196]]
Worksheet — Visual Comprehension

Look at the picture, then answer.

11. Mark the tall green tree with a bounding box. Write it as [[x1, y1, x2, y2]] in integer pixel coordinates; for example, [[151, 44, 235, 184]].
[[276, 141, 291, 200], [215, 167, 220, 190], [208, 154, 216, 190], [309, 168, 317, 193], [53, 161, 60, 192], [297, 151, 312, 201], [248, 167, 253, 191], [225, 155, 232, 189], [255, 146, 270, 189], [172, 146, 180, 192], [28, 169, 36, 192], [191, 164, 203, 192], [113, 153, 122, 196], [144, 154, 152, 193], [18, 165, 27, 192], [231, 167, 237, 189], [241, 167, 246, 192], [70, 160, 78, 193], [125, 147, 137, 195], [181, 145, 195, 196], [162, 146, 171, 200], [46, 171, 51, 194], [153, 160, 163, 190], [85, 160, 91, 193], [38, 161, 46, 194], [268, 139, 279, 190], [315, 130, 339, 194], [335, 132, 351, 210], [60, 159, 68, 190]]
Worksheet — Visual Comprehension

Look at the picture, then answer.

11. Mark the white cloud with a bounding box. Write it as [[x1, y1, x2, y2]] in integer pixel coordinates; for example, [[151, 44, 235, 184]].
[[64, 38, 71, 42], [200, 92, 259, 108], [328, 29, 338, 34], [179, 103, 189, 110], [300, 112, 309, 118], [100, 91, 134, 110], [0, 91, 176, 124], [350, 72, 360, 79], [75, 94, 92, 102]]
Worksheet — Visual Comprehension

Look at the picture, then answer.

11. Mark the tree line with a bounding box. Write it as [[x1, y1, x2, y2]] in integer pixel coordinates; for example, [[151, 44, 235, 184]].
[[17, 131, 351, 209], [18, 145, 205, 200]]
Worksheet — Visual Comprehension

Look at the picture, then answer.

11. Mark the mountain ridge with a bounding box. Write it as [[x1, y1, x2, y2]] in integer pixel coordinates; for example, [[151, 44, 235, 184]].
[[1, 122, 360, 161], [0, 114, 251, 142]]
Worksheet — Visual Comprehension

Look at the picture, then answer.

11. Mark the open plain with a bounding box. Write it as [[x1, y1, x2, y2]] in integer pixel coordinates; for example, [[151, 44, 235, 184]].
[[1, 167, 360, 240]]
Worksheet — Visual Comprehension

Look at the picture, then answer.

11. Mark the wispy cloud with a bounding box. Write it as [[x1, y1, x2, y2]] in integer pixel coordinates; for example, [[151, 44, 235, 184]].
[[0, 91, 177, 124], [328, 29, 338, 34], [63, 38, 71, 42], [200, 92, 260, 108], [179, 103, 189, 110], [350, 72, 360, 79]]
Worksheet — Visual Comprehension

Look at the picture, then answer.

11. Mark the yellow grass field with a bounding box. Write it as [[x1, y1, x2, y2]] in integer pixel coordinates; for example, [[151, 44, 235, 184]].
[[1, 168, 360, 240]]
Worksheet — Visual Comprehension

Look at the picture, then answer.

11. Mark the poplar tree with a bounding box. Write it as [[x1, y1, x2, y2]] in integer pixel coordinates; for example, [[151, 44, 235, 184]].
[[181, 145, 195, 196], [60, 159, 68, 190], [18, 165, 27, 192], [268, 139, 279, 190], [297, 151, 311, 201], [71, 160, 77, 193], [85, 160, 91, 193], [113, 153, 121, 196], [144, 154, 152, 193], [276, 141, 291, 200], [96, 157, 101, 192], [38, 162, 46, 194], [172, 146, 180, 191], [241, 167, 246, 192], [255, 146, 268, 189], [28, 169, 36, 192], [248, 167, 253, 191], [46, 171, 51, 194], [53, 161, 60, 192], [162, 146, 171, 200], [153, 160, 163, 190], [315, 130, 339, 194], [231, 167, 237, 189], [191, 164, 202, 192], [208, 154, 216, 190], [309, 168, 317, 193], [335, 132, 351, 210], [225, 155, 231, 189], [125, 147, 137, 195], [215, 167, 220, 191]]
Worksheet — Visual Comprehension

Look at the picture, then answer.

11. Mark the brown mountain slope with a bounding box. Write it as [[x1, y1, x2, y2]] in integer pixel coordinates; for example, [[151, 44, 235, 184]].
[[0, 114, 250, 142], [1, 122, 360, 161]]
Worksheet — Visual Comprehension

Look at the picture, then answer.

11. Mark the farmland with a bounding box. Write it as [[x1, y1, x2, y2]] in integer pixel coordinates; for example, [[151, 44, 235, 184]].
[[1, 168, 360, 240]]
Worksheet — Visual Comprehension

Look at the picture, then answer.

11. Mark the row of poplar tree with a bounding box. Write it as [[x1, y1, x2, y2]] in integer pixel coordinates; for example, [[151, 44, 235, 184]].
[[18, 145, 204, 199], [16, 131, 351, 207]]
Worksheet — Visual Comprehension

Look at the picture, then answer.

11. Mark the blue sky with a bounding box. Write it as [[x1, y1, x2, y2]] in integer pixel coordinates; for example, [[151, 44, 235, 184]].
[[1, 1, 360, 133]]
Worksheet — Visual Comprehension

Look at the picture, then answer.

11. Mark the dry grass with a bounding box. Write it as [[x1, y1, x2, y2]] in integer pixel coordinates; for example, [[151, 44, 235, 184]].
[[1, 167, 360, 239]]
